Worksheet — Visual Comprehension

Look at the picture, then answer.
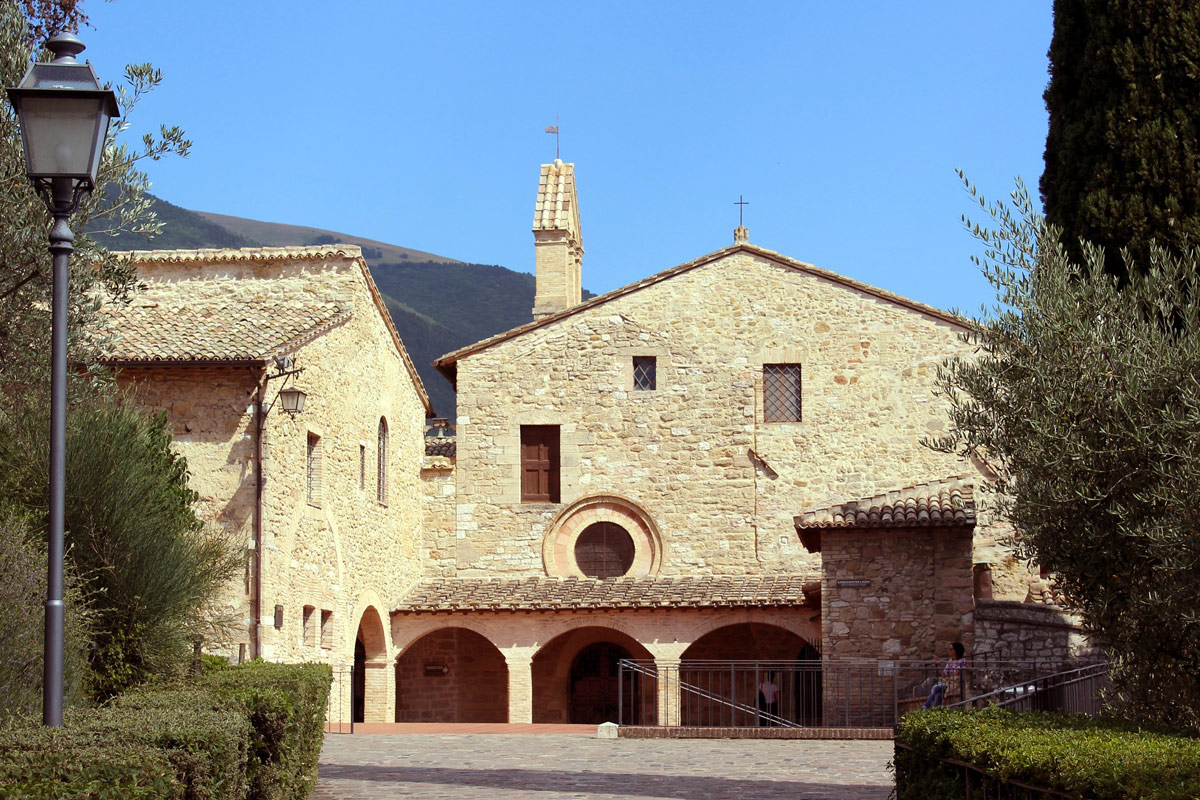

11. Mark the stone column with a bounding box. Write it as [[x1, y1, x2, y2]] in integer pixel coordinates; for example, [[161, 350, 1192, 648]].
[[654, 658, 681, 727], [504, 651, 534, 724]]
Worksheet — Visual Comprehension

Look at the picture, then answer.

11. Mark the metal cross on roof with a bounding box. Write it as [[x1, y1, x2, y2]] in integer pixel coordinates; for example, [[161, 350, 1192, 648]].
[[735, 195, 749, 226]]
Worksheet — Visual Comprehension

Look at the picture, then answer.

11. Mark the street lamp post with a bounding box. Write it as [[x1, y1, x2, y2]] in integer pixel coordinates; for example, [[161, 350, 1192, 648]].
[[6, 33, 118, 727]]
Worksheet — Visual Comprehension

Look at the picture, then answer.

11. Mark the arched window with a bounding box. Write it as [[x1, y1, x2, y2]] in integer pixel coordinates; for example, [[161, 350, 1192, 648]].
[[377, 417, 388, 503]]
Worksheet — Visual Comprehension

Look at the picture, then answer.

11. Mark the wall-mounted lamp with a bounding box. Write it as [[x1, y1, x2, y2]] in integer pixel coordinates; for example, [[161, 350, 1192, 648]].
[[276, 386, 306, 416]]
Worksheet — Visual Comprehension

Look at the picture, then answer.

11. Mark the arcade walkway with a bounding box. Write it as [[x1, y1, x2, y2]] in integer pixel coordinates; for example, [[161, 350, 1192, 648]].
[[312, 730, 894, 799]]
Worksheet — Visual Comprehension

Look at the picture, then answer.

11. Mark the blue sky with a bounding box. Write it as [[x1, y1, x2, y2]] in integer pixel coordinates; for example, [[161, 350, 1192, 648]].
[[81, 2, 1052, 314]]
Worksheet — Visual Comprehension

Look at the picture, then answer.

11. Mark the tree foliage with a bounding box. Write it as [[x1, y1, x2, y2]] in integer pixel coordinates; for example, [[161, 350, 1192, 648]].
[[1040, 1, 1200, 281], [930, 177, 1200, 731]]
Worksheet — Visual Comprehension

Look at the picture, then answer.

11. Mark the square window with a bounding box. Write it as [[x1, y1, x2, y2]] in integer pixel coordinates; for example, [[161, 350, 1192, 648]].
[[764, 364, 802, 422], [633, 356, 656, 391]]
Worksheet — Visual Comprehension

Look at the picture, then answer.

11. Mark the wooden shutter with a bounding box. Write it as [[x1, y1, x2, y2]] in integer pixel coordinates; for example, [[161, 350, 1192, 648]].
[[521, 425, 560, 503]]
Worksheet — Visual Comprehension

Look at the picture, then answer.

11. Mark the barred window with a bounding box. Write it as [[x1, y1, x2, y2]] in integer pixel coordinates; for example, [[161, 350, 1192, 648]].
[[306, 432, 322, 506], [764, 363, 802, 422], [574, 522, 635, 579], [633, 356, 656, 391], [377, 418, 388, 504]]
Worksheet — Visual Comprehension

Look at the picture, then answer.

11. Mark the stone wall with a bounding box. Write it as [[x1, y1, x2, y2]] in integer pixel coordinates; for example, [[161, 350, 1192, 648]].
[[116, 248, 429, 706], [450, 250, 1023, 596], [820, 526, 975, 661], [973, 600, 1102, 664], [421, 459, 456, 578]]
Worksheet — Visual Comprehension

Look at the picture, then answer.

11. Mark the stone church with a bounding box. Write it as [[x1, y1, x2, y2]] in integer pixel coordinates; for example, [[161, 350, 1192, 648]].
[[106, 159, 1086, 727]]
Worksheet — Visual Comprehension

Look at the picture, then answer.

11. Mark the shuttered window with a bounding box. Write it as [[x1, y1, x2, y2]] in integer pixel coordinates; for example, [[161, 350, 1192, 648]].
[[520, 425, 560, 503], [763, 363, 802, 422]]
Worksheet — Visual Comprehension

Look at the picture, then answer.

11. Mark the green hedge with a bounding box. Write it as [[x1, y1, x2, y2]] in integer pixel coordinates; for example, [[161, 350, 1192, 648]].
[[0, 662, 331, 800], [894, 709, 1200, 800]]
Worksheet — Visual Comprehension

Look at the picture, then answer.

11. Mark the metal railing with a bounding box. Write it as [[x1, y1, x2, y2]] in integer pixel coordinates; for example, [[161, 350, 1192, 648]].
[[325, 665, 355, 733], [950, 661, 1110, 716], [618, 658, 1091, 728]]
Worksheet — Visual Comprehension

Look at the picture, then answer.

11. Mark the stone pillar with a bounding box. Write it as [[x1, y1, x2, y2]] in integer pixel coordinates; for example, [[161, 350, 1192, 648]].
[[363, 661, 392, 723], [654, 658, 681, 727], [505, 652, 534, 724]]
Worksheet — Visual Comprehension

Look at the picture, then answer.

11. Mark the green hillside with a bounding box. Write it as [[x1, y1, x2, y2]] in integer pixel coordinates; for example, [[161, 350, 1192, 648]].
[[86, 193, 596, 420]]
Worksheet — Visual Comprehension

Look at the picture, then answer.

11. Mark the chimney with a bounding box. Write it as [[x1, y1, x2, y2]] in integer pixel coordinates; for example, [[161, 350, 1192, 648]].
[[532, 159, 583, 320]]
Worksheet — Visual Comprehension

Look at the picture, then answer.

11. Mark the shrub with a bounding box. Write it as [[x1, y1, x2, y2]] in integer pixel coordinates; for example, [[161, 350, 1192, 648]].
[[894, 709, 1200, 800], [0, 662, 330, 800]]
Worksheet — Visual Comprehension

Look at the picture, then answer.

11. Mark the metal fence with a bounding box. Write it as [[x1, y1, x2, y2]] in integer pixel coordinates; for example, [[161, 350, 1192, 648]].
[[618, 659, 1095, 728], [950, 661, 1110, 716], [325, 665, 355, 734]]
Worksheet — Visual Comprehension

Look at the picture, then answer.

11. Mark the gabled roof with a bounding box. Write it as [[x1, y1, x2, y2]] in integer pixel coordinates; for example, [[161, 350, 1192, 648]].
[[392, 575, 820, 614], [102, 246, 434, 416], [103, 300, 350, 363], [434, 242, 967, 382]]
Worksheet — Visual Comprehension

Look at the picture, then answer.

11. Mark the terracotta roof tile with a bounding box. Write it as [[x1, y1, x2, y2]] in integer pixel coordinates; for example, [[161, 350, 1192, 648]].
[[424, 436, 456, 458], [795, 478, 976, 531], [533, 160, 582, 244], [101, 300, 350, 362], [393, 575, 819, 613]]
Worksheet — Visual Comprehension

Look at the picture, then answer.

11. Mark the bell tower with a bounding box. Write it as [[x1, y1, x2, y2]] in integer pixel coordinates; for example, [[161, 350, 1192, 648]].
[[532, 159, 583, 320]]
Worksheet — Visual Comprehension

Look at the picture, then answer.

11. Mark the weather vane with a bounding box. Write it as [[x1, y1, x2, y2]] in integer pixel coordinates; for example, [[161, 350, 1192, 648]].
[[545, 114, 560, 160], [735, 195, 749, 227]]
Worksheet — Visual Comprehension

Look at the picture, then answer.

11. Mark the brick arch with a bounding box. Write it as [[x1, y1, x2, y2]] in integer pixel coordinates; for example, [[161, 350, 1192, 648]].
[[352, 605, 389, 723], [392, 616, 509, 653], [543, 495, 663, 578], [394, 627, 508, 723], [531, 625, 656, 724], [683, 611, 819, 651]]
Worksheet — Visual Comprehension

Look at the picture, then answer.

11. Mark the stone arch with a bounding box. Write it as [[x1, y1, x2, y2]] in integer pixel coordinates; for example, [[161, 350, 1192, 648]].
[[394, 627, 508, 723], [531, 625, 656, 725], [352, 605, 389, 723], [679, 621, 816, 727], [543, 495, 663, 578], [683, 610, 819, 651]]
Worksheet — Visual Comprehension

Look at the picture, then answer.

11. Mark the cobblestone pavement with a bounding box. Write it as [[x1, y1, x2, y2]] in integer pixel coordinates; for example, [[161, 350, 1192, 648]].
[[312, 733, 895, 799]]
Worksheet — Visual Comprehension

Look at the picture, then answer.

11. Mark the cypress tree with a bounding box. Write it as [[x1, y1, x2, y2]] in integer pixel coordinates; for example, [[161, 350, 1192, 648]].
[[1040, 1, 1200, 280]]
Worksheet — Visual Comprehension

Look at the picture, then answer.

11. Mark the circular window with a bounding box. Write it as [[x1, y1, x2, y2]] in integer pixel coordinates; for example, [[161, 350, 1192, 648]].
[[574, 522, 635, 579]]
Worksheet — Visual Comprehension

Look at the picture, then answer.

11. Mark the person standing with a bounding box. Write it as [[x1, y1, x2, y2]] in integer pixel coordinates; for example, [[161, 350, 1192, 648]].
[[758, 671, 780, 726]]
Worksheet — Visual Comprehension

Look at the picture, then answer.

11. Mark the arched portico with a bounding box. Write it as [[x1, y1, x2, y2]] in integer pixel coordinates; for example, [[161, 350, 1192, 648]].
[[678, 622, 816, 727], [394, 627, 508, 722], [353, 606, 390, 723], [531, 626, 656, 724]]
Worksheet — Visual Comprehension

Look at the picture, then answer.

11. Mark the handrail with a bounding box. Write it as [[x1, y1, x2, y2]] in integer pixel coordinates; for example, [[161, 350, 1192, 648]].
[[949, 662, 1109, 710], [620, 659, 798, 727]]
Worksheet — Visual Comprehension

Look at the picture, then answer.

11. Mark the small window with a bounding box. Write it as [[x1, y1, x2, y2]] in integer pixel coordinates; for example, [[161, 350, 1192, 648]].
[[320, 609, 333, 649], [764, 363, 802, 422], [377, 418, 389, 504], [302, 605, 316, 646], [306, 432, 322, 506], [575, 522, 635, 578], [359, 444, 366, 491], [520, 425, 560, 503], [633, 356, 656, 391]]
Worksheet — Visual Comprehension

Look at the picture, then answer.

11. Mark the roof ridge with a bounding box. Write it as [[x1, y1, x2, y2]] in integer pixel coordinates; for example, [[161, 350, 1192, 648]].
[[434, 243, 968, 374]]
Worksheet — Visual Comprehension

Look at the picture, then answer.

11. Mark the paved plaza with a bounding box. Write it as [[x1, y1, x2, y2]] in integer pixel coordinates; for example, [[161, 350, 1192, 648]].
[[312, 731, 896, 800]]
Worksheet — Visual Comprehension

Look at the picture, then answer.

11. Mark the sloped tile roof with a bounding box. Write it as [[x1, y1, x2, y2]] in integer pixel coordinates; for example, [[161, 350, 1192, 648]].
[[533, 160, 582, 245], [424, 436, 456, 458], [795, 478, 976, 531], [393, 575, 820, 613], [434, 242, 966, 379], [101, 300, 351, 362]]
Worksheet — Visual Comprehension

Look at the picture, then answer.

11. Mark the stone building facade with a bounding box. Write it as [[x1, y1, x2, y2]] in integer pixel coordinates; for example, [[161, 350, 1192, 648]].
[[108, 160, 1088, 727], [103, 246, 432, 723]]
